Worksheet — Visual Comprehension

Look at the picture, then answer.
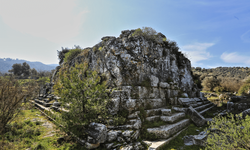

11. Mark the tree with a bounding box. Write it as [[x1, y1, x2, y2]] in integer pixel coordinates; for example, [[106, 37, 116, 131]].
[[30, 68, 38, 76], [8, 63, 22, 76], [22, 62, 30, 76], [205, 113, 250, 149], [53, 62, 113, 138], [202, 76, 221, 91]]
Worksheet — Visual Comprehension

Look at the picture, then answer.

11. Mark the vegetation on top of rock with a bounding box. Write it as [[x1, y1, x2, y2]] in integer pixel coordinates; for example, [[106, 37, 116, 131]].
[[64, 48, 82, 64]]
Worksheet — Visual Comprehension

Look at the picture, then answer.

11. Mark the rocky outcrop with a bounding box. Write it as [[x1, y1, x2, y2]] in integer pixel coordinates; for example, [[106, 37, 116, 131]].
[[49, 29, 220, 149]]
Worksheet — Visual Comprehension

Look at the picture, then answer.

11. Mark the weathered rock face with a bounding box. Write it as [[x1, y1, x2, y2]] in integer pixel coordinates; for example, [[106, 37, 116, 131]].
[[53, 30, 200, 116], [60, 30, 197, 97], [52, 29, 204, 149]]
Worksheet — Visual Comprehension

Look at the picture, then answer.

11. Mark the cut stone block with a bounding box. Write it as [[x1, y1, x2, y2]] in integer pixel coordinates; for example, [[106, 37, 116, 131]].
[[146, 109, 161, 117], [146, 116, 160, 122], [160, 113, 185, 123], [159, 82, 170, 89], [161, 109, 171, 116], [147, 119, 190, 139], [143, 127, 188, 150], [187, 106, 206, 127], [172, 106, 188, 113]]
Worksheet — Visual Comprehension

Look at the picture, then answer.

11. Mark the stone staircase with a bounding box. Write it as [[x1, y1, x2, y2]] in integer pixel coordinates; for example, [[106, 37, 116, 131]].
[[140, 96, 216, 150]]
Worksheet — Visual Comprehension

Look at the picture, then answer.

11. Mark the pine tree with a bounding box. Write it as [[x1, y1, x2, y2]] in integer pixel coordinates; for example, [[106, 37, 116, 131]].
[[53, 62, 112, 138]]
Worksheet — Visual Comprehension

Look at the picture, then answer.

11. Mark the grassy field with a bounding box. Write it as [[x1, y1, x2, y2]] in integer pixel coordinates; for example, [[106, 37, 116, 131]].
[[0, 103, 84, 150]]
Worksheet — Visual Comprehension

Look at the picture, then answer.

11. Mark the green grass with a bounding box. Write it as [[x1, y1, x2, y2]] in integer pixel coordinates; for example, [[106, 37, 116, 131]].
[[0, 103, 87, 150]]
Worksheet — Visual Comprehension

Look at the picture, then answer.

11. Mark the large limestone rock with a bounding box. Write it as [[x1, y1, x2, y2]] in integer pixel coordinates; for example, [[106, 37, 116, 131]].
[[55, 29, 198, 101]]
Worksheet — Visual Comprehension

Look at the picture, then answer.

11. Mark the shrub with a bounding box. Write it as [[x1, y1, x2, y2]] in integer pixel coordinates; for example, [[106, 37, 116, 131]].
[[238, 76, 250, 95], [64, 49, 82, 63], [219, 77, 243, 93], [132, 27, 158, 41], [205, 113, 250, 149], [214, 86, 225, 93], [202, 76, 221, 92], [0, 76, 36, 135]]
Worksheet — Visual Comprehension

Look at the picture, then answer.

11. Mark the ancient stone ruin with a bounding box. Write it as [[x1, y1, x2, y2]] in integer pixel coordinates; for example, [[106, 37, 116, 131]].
[[31, 29, 250, 150]]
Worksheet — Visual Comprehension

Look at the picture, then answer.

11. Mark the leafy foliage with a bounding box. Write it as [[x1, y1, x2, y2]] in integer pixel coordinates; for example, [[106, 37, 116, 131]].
[[205, 113, 250, 149], [22, 62, 30, 76], [64, 48, 82, 64], [8, 63, 22, 76], [53, 62, 113, 138]]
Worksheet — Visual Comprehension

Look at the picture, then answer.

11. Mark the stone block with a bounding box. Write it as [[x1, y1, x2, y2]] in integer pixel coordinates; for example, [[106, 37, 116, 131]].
[[108, 98, 120, 115], [122, 130, 134, 137], [107, 130, 118, 142], [159, 88, 166, 99], [149, 87, 160, 99], [172, 106, 188, 113], [86, 123, 107, 144], [159, 82, 170, 89], [160, 113, 185, 123], [146, 116, 160, 122], [161, 109, 171, 116], [187, 106, 206, 127], [147, 119, 190, 139], [150, 75, 159, 87]]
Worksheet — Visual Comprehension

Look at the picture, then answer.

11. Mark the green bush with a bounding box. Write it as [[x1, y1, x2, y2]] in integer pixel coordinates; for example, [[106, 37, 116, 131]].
[[238, 77, 250, 95], [214, 86, 225, 93], [64, 49, 82, 63], [205, 113, 250, 149]]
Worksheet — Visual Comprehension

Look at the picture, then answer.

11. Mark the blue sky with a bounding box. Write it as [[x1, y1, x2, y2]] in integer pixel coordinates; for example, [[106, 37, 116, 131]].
[[0, 0, 250, 68]]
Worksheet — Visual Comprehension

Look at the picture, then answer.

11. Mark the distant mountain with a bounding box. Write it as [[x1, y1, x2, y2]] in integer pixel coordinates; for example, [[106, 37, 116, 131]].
[[0, 58, 58, 73]]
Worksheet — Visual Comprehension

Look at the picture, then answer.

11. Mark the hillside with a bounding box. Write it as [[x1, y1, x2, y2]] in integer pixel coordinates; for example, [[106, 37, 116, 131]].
[[192, 67, 250, 80], [0, 58, 58, 73]]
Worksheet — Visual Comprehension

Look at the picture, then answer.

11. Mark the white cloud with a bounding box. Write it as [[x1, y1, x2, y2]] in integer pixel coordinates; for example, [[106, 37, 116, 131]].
[[181, 42, 215, 64], [221, 52, 250, 64], [0, 0, 88, 43], [241, 30, 250, 43]]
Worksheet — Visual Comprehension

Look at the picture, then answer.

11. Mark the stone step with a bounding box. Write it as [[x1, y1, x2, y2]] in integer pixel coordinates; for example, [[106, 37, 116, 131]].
[[199, 105, 215, 115], [128, 107, 171, 119], [30, 100, 54, 114], [146, 116, 160, 122], [160, 112, 185, 123], [172, 106, 188, 113], [194, 103, 213, 112], [147, 119, 190, 139], [34, 99, 53, 107], [143, 126, 189, 150]]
